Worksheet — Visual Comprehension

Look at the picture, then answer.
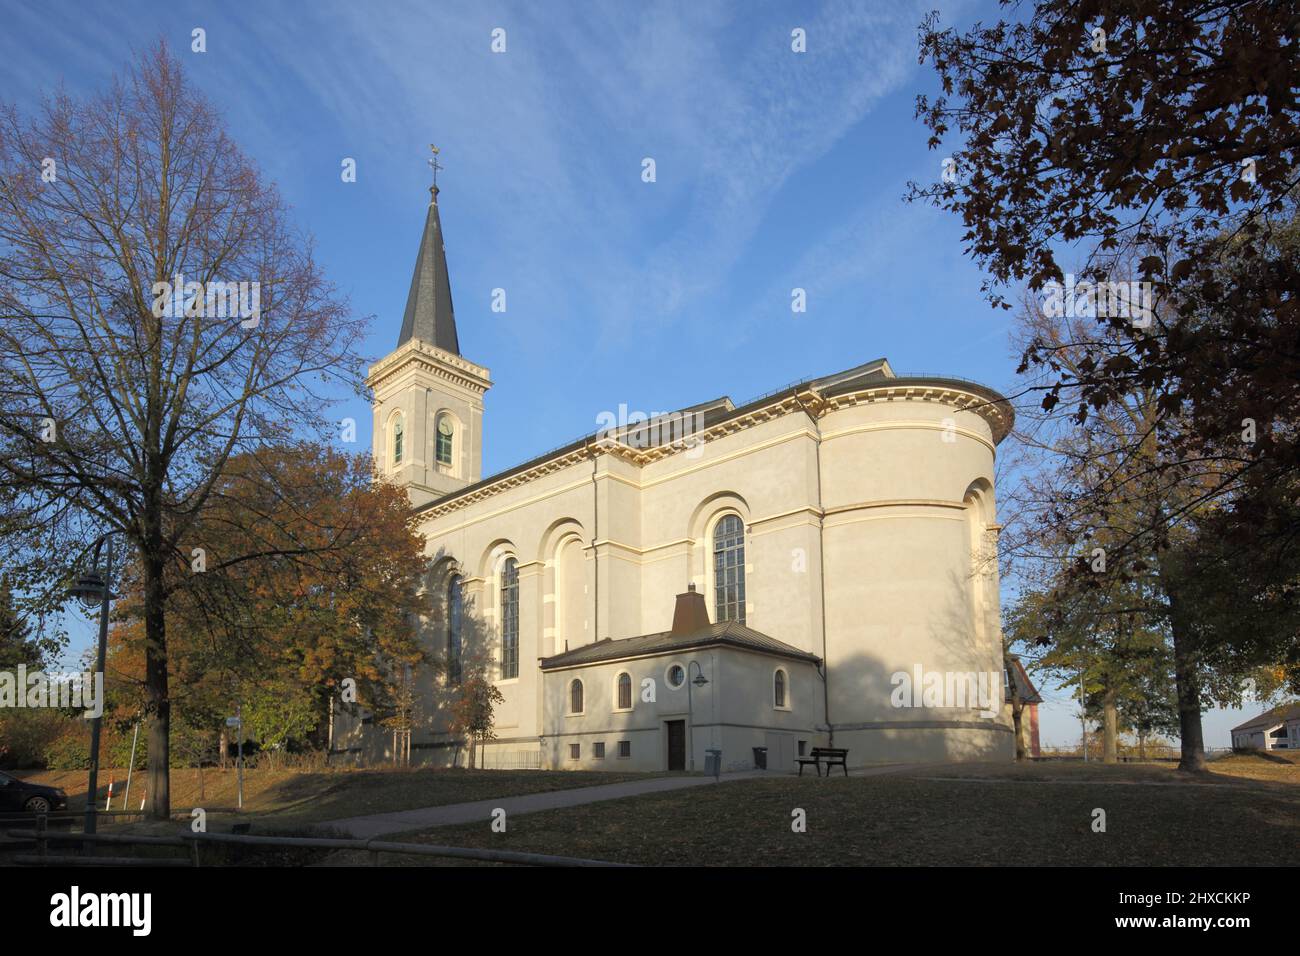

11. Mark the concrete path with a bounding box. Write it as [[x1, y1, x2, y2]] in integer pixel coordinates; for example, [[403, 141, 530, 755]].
[[327, 764, 922, 838], [329, 774, 738, 838]]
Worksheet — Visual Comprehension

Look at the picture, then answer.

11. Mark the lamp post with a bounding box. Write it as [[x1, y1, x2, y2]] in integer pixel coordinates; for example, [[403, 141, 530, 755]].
[[686, 661, 709, 771], [68, 534, 116, 835]]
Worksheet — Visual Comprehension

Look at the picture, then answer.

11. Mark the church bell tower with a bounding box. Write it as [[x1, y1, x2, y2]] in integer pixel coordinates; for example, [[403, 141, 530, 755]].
[[367, 155, 491, 508]]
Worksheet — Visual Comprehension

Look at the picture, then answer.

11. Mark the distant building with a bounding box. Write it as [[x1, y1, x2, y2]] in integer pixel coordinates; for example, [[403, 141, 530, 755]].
[[1230, 702, 1300, 750], [1005, 655, 1042, 757]]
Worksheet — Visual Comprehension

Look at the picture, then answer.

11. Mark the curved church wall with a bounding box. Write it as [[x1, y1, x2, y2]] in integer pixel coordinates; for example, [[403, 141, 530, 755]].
[[817, 397, 1013, 761]]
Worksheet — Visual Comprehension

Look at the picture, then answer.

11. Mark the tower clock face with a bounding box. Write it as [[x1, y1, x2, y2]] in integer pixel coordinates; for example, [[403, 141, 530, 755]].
[[438, 419, 453, 436]]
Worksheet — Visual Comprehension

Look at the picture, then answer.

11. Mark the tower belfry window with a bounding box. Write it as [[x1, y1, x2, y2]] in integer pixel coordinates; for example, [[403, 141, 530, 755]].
[[393, 417, 404, 466]]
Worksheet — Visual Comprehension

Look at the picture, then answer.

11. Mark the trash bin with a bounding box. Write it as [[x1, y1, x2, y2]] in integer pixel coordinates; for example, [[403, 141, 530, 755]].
[[752, 746, 767, 770], [704, 749, 722, 778]]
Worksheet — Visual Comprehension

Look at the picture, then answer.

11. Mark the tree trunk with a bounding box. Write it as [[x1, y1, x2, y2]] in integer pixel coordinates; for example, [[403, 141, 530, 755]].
[[1172, 622, 1206, 771], [1157, 545, 1207, 773], [142, 544, 171, 819], [219, 728, 228, 771], [1102, 684, 1118, 764], [1011, 700, 1027, 761]]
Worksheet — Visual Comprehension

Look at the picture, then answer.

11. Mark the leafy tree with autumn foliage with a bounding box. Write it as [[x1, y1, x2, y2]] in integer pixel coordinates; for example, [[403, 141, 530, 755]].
[[908, 1, 1299, 551], [448, 650, 505, 770], [103, 443, 431, 770]]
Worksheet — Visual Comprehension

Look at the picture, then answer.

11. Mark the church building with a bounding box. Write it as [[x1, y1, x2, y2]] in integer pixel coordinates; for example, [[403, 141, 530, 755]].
[[333, 180, 1026, 772]]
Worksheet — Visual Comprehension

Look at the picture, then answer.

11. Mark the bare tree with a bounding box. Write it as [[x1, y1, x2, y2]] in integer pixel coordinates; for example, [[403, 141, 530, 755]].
[[0, 42, 366, 816]]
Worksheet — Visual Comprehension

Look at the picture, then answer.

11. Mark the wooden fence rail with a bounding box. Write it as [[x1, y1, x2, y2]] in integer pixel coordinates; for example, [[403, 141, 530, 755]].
[[5, 825, 631, 868]]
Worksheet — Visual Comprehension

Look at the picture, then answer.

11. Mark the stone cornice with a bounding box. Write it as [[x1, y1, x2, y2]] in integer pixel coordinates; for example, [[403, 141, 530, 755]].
[[826, 382, 1013, 443], [417, 382, 1010, 521], [367, 339, 492, 396]]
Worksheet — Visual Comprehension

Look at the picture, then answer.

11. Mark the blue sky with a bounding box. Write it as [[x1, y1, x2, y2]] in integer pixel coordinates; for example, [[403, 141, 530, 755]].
[[2, 0, 1261, 748]]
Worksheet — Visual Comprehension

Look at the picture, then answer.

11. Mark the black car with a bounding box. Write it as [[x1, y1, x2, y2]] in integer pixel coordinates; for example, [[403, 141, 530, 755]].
[[0, 770, 68, 813]]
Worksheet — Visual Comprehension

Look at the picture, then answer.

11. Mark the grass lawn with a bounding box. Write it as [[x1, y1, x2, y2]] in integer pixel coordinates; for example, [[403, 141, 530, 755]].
[[12, 766, 651, 827], [336, 753, 1300, 866]]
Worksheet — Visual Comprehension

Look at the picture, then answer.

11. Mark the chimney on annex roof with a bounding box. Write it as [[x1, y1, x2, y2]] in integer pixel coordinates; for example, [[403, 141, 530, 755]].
[[397, 147, 460, 354], [671, 583, 711, 635]]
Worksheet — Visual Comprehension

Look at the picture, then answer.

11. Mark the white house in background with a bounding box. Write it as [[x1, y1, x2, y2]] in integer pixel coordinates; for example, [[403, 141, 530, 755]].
[[331, 178, 1032, 772], [1230, 702, 1300, 751]]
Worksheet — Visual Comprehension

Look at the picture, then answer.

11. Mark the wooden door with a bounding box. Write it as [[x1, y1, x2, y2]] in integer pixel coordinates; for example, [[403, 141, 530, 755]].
[[666, 720, 686, 771]]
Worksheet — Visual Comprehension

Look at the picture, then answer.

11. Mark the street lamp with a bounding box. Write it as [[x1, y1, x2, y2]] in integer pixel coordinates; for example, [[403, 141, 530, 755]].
[[68, 534, 115, 835], [686, 661, 709, 771]]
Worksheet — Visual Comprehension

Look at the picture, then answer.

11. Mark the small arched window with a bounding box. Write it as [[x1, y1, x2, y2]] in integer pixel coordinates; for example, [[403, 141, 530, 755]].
[[446, 574, 462, 684], [569, 679, 584, 714], [500, 557, 519, 679], [713, 513, 746, 624], [436, 415, 454, 466], [774, 669, 787, 709], [616, 672, 632, 710], [392, 415, 405, 466]]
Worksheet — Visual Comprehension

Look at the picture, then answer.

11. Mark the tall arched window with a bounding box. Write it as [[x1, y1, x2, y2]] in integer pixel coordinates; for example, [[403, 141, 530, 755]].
[[500, 557, 519, 679], [446, 574, 462, 684], [436, 415, 454, 466], [713, 513, 746, 624], [569, 679, 584, 714], [392, 415, 405, 466], [774, 668, 787, 709], [616, 672, 632, 710], [964, 484, 992, 645]]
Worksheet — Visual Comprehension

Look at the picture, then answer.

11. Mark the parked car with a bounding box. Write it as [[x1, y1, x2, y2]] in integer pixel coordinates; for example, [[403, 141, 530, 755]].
[[0, 770, 68, 813]]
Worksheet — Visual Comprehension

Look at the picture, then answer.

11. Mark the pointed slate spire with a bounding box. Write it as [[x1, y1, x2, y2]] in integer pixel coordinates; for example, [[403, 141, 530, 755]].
[[397, 181, 460, 354]]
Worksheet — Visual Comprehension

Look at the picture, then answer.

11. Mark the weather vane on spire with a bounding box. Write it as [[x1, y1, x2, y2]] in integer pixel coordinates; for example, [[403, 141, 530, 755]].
[[427, 144, 443, 193]]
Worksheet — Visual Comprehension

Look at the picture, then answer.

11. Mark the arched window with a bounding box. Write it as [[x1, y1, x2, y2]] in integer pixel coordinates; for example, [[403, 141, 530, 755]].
[[392, 415, 405, 466], [569, 679, 584, 714], [616, 672, 632, 710], [500, 557, 519, 679], [446, 574, 462, 684], [713, 513, 746, 624], [774, 668, 787, 709], [436, 415, 454, 466]]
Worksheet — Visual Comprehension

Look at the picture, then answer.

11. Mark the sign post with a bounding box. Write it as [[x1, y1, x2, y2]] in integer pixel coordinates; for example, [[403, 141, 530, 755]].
[[226, 709, 243, 810]]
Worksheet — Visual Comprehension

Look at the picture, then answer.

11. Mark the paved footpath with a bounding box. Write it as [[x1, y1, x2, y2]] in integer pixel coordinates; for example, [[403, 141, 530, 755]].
[[328, 764, 918, 839]]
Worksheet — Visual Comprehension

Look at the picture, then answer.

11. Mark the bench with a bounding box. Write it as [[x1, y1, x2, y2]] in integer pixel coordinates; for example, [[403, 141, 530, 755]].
[[795, 747, 849, 777]]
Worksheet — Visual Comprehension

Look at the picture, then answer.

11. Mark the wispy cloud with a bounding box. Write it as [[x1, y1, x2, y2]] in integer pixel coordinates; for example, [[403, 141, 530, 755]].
[[189, 0, 934, 345]]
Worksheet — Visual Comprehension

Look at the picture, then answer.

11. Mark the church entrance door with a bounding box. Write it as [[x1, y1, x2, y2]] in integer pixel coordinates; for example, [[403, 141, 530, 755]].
[[666, 720, 686, 771]]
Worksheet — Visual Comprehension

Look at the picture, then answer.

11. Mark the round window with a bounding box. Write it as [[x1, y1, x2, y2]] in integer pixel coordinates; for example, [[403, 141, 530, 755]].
[[666, 664, 685, 689]]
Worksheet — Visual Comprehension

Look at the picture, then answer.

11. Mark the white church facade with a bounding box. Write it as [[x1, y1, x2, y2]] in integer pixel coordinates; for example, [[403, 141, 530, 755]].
[[333, 182, 1024, 773]]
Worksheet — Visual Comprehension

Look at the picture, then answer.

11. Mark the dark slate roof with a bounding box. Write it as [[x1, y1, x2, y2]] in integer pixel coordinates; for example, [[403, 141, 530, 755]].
[[397, 188, 459, 354], [1231, 701, 1300, 733], [540, 621, 822, 670]]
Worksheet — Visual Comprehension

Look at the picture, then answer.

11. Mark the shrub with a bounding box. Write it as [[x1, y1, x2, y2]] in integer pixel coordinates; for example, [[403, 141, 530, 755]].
[[43, 728, 90, 770], [0, 708, 69, 768]]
